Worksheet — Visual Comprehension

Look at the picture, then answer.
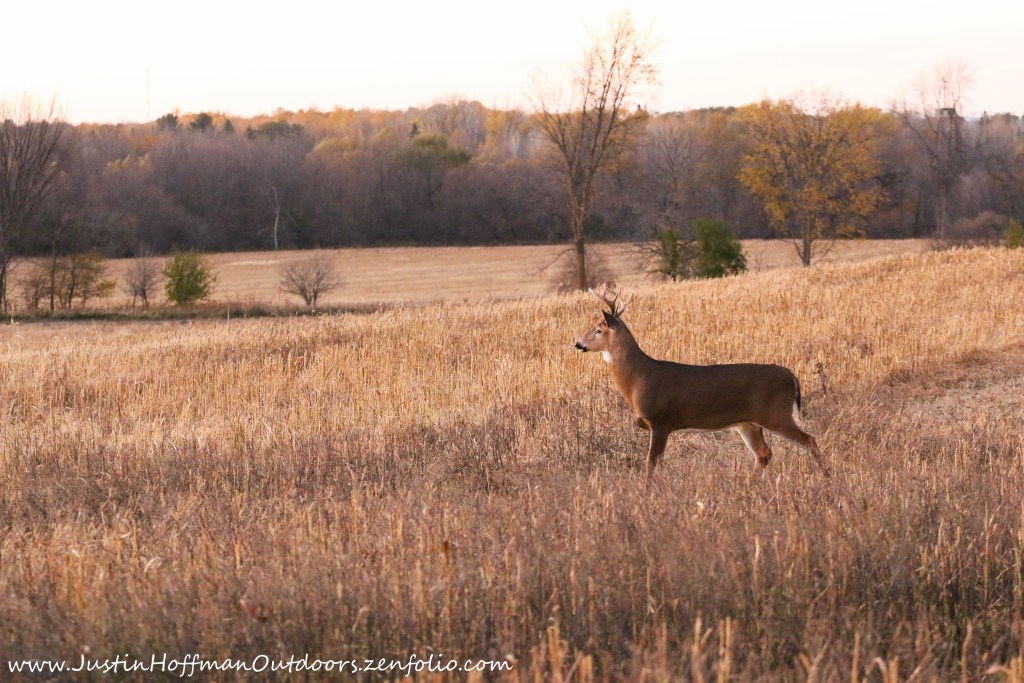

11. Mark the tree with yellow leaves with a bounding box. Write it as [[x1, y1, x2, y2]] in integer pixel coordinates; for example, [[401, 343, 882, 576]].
[[738, 93, 890, 265]]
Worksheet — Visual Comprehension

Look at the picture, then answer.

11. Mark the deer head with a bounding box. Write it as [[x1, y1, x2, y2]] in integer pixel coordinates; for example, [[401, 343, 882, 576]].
[[574, 283, 632, 360]]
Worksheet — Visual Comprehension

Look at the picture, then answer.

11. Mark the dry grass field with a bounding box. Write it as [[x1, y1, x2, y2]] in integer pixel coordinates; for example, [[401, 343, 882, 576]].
[[1, 245, 1023, 680], [86, 239, 926, 309]]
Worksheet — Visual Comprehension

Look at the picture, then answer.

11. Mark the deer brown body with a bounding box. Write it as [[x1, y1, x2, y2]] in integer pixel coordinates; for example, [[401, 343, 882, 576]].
[[575, 286, 827, 484]]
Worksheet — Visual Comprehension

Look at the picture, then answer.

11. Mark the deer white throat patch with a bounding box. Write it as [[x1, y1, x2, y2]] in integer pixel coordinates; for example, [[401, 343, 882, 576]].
[[601, 351, 614, 364]]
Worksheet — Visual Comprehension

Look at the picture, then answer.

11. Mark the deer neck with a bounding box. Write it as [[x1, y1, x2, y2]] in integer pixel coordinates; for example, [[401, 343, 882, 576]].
[[606, 329, 652, 394]]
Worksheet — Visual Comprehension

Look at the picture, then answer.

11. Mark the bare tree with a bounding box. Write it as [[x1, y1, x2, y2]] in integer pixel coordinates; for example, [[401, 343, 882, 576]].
[[896, 59, 974, 238], [279, 251, 342, 306], [635, 113, 704, 236], [123, 247, 161, 308], [531, 11, 659, 290], [0, 97, 70, 311], [976, 114, 1024, 221], [255, 132, 311, 250], [266, 183, 283, 250], [19, 260, 50, 310], [419, 97, 488, 152]]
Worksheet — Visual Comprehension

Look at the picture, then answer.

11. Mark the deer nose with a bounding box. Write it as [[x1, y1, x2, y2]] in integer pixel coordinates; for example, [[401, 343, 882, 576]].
[[575, 342, 588, 352]]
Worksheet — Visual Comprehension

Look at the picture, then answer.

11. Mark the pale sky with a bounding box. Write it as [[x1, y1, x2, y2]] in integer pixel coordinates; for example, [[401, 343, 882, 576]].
[[3, 0, 1022, 124]]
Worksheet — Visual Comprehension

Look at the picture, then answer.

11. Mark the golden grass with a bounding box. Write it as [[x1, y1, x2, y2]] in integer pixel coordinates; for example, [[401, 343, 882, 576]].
[[82, 239, 926, 308], [1, 246, 1022, 680]]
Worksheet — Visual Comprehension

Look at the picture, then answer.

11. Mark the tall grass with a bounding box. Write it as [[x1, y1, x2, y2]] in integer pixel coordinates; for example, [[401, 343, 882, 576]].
[[1, 247, 1022, 680]]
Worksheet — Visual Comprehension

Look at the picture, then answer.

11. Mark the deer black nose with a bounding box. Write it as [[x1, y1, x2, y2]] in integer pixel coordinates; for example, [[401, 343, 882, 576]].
[[575, 342, 588, 351]]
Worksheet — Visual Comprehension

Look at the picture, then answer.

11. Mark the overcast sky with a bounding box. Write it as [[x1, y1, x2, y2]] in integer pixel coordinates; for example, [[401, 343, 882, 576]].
[[3, 0, 1021, 124]]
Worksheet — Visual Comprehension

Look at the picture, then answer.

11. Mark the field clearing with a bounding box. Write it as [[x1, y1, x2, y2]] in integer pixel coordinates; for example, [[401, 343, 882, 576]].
[[1, 246, 1023, 680], [90, 239, 927, 308]]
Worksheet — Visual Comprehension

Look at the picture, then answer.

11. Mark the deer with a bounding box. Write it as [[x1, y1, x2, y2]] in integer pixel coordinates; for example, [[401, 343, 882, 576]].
[[574, 284, 828, 485]]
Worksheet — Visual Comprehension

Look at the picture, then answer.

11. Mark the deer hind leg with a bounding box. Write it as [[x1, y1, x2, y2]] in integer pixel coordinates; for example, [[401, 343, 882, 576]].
[[767, 420, 831, 477], [735, 422, 773, 468], [645, 428, 670, 488]]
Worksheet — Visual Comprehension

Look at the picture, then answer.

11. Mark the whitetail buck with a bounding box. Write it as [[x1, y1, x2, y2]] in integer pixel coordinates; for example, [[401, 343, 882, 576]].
[[575, 285, 828, 485]]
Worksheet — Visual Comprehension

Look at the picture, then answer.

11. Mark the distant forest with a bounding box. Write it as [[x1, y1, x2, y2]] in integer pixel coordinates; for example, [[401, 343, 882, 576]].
[[13, 101, 1024, 256]]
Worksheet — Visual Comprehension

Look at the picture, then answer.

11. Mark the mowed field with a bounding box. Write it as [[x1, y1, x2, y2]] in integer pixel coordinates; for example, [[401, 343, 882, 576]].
[[1, 245, 1023, 680], [93, 239, 927, 308]]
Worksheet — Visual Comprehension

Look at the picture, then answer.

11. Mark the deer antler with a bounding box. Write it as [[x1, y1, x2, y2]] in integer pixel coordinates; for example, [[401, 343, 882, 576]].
[[589, 282, 631, 318]]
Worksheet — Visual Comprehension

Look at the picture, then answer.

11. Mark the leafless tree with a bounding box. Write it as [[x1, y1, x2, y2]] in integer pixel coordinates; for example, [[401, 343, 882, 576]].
[[419, 97, 488, 151], [279, 251, 342, 306], [896, 59, 974, 238], [635, 113, 704, 236], [531, 11, 659, 290], [976, 114, 1024, 220], [0, 96, 70, 311], [266, 184, 283, 250], [123, 247, 162, 308], [257, 134, 310, 250], [19, 260, 50, 310]]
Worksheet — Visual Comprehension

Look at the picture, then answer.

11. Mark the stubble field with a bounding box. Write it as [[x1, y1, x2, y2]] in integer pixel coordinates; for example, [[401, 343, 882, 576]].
[[91, 239, 926, 308], [1, 245, 1023, 680]]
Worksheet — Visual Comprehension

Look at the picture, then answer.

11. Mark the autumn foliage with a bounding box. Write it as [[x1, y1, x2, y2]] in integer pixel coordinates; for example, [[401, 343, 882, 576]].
[[0, 80, 1021, 306], [738, 94, 892, 265]]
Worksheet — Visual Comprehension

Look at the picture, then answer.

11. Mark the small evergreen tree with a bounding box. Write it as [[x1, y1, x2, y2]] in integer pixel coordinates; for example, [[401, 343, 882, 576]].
[[189, 113, 214, 133], [648, 221, 747, 281], [653, 228, 698, 281], [1005, 219, 1023, 249], [695, 220, 747, 278], [156, 113, 179, 131], [163, 250, 215, 305], [254, 120, 305, 140]]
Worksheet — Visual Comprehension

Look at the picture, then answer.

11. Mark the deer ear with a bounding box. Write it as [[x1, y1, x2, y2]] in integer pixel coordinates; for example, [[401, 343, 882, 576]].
[[602, 310, 618, 326]]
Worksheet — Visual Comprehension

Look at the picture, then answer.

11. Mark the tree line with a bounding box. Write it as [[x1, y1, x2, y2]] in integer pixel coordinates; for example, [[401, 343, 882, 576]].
[[1, 61, 1022, 304]]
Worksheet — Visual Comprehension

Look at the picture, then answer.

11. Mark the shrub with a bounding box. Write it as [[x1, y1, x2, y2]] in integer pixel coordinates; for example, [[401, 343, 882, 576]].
[[645, 221, 746, 281], [1005, 219, 1023, 249], [123, 246, 161, 308], [695, 220, 747, 278], [652, 228, 699, 281], [942, 211, 1009, 248], [279, 251, 342, 306], [18, 261, 50, 311], [551, 247, 616, 293], [163, 250, 216, 306]]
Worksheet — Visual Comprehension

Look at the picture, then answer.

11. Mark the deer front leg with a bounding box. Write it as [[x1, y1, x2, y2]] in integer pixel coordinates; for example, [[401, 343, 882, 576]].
[[646, 428, 670, 488]]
